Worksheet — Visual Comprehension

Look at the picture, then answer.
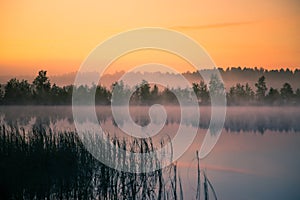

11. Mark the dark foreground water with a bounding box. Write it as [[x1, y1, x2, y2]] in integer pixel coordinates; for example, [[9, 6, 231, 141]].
[[0, 106, 300, 199]]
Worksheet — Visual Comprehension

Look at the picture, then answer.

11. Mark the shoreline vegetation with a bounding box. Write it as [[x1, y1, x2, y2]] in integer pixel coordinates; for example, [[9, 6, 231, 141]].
[[0, 70, 299, 106], [0, 121, 216, 200]]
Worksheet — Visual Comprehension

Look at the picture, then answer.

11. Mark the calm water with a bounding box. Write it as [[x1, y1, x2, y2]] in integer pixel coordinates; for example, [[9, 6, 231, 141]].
[[1, 106, 300, 199]]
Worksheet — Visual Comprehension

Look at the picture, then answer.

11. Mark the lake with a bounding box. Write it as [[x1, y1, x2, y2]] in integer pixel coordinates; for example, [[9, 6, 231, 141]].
[[0, 106, 299, 199]]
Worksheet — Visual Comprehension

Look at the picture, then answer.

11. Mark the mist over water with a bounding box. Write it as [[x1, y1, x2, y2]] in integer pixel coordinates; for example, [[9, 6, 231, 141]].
[[1, 106, 299, 133], [0, 106, 300, 199]]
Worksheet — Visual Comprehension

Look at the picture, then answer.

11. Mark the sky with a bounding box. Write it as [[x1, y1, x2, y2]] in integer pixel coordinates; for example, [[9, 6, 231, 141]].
[[0, 0, 299, 76]]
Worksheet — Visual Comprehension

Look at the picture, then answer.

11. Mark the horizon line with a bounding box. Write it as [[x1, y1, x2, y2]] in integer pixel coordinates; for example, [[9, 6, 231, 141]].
[[0, 66, 300, 77]]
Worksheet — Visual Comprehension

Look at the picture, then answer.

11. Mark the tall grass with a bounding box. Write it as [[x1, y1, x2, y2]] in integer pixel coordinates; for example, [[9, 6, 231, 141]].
[[0, 121, 217, 200]]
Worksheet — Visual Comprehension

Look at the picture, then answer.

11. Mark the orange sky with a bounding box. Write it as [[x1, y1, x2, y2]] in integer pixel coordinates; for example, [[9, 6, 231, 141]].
[[0, 0, 299, 76]]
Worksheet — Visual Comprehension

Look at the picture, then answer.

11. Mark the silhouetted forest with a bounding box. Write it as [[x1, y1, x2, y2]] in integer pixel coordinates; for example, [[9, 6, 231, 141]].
[[0, 70, 299, 106], [184, 67, 300, 90]]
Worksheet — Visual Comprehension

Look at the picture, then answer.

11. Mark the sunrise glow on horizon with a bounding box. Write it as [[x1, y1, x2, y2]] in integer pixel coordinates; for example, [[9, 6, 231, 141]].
[[0, 0, 299, 76]]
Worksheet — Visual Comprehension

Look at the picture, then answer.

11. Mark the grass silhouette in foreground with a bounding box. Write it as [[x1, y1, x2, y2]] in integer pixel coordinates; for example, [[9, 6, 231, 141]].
[[0, 122, 216, 200]]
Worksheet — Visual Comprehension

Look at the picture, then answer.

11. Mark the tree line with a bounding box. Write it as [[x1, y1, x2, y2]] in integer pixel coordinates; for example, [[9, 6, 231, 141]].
[[0, 70, 299, 106], [184, 67, 300, 89]]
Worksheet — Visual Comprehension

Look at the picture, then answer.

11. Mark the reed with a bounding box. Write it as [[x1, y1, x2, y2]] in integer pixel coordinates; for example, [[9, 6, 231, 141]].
[[0, 122, 217, 200]]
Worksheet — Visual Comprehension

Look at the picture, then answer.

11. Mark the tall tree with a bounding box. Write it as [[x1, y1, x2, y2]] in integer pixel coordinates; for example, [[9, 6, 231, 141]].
[[209, 74, 225, 104], [193, 81, 209, 104], [111, 81, 130, 105], [209, 74, 225, 95], [50, 83, 69, 105], [139, 80, 151, 104], [62, 85, 73, 104], [255, 76, 268, 102], [32, 70, 51, 104], [244, 83, 255, 101], [95, 85, 111, 105], [4, 78, 32, 104], [266, 87, 280, 105], [280, 83, 294, 103], [150, 84, 159, 103], [228, 84, 244, 105], [161, 88, 178, 104], [199, 81, 210, 104], [73, 85, 90, 105], [228, 83, 255, 105]]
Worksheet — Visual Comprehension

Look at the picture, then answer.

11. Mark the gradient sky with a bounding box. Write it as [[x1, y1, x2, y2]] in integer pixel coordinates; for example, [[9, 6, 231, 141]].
[[0, 0, 299, 76]]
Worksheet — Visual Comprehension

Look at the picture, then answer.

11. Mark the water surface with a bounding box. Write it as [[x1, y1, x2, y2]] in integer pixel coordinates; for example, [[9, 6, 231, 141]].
[[0, 106, 299, 199]]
